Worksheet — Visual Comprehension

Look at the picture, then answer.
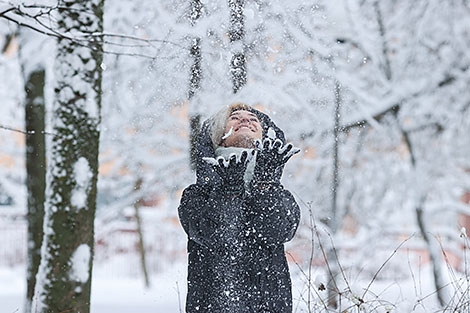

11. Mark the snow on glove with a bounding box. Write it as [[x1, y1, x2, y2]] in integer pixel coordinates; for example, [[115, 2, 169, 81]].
[[253, 138, 300, 183], [203, 150, 254, 195]]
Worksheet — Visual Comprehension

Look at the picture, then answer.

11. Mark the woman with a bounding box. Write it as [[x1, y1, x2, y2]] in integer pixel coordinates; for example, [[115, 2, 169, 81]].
[[178, 103, 300, 312]]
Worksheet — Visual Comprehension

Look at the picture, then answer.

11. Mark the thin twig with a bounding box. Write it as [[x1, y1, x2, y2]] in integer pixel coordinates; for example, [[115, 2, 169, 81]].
[[0, 11, 179, 60], [0, 124, 56, 136], [308, 203, 315, 313], [287, 251, 330, 312], [85, 32, 188, 50], [361, 235, 414, 300], [407, 248, 419, 298], [175, 281, 183, 313], [324, 228, 353, 294], [313, 224, 341, 298], [0, 6, 15, 16]]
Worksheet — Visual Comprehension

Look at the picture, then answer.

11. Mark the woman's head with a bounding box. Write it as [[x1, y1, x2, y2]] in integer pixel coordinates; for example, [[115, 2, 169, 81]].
[[210, 102, 264, 149]]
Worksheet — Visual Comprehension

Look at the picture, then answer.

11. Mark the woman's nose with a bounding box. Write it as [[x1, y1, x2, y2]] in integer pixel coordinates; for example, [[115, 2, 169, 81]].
[[239, 117, 250, 124]]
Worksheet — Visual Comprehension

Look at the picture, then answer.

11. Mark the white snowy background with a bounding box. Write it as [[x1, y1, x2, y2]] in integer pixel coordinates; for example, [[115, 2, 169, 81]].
[[1, 0, 469, 312]]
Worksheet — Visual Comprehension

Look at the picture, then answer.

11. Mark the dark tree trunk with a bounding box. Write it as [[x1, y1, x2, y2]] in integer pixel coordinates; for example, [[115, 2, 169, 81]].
[[134, 178, 150, 288], [228, 0, 246, 93], [189, 113, 201, 170], [24, 68, 46, 313], [188, 0, 203, 170], [230, 53, 246, 94], [326, 80, 342, 309], [188, 37, 202, 100], [374, 0, 392, 80], [32, 1, 104, 312], [402, 128, 448, 307], [330, 81, 341, 233]]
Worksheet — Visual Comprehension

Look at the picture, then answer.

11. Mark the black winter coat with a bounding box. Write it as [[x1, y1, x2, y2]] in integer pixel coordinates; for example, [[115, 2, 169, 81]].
[[178, 109, 300, 313]]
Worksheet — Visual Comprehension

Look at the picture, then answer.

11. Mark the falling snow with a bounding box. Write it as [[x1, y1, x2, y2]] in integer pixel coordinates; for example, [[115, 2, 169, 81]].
[[0, 0, 469, 312]]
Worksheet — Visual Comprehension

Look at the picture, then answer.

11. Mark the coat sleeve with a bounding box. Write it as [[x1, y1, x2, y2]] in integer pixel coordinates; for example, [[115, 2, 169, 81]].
[[244, 183, 300, 248], [178, 184, 245, 252]]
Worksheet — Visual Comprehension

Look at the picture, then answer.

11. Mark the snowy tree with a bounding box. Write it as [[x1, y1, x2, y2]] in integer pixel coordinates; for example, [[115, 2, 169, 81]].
[[0, 19, 26, 211], [188, 0, 203, 169], [228, 0, 246, 93], [277, 1, 470, 309], [95, 0, 193, 281], [222, 0, 470, 309], [18, 27, 50, 313], [32, 0, 104, 311], [330, 1, 470, 307], [0, 0, 468, 310]]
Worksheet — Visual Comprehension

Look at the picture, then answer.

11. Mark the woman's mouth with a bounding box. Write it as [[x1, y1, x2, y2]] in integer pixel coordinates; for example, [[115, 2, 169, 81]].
[[236, 125, 252, 131]]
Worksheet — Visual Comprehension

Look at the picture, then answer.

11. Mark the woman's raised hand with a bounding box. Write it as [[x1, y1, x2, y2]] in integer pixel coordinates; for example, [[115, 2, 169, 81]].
[[253, 138, 300, 182], [203, 150, 254, 186]]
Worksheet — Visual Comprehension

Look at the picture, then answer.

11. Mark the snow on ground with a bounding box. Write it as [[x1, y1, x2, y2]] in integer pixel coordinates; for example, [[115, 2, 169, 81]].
[[2, 259, 460, 313], [289, 263, 455, 313], [91, 262, 187, 313], [1, 261, 188, 313], [1, 266, 25, 313]]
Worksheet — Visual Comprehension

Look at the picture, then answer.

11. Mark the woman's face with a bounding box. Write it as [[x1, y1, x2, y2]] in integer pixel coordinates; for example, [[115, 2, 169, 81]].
[[222, 110, 263, 148]]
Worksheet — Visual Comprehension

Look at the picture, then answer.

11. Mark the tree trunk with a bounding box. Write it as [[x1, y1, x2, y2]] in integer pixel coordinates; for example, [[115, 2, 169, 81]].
[[228, 0, 246, 93], [402, 129, 448, 307], [416, 201, 448, 306], [23, 66, 46, 313], [188, 0, 203, 170], [189, 113, 201, 170], [32, 1, 104, 312], [326, 80, 342, 309], [134, 178, 150, 288], [18, 27, 48, 313], [374, 0, 392, 80]]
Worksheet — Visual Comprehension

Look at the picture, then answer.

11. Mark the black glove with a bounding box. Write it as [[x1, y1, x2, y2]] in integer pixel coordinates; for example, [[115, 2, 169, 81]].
[[253, 138, 300, 183], [203, 150, 253, 195]]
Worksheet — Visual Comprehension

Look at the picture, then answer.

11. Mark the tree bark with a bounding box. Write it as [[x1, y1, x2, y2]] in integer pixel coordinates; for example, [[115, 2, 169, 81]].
[[402, 128, 448, 307], [188, 0, 203, 101], [416, 201, 448, 307], [189, 113, 201, 170], [23, 67, 46, 313], [326, 80, 342, 309], [134, 178, 150, 288], [374, 0, 392, 80], [188, 0, 203, 170], [32, 1, 104, 312], [228, 0, 246, 93]]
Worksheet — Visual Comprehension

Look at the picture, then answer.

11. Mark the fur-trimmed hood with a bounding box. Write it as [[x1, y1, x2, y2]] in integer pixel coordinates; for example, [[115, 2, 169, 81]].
[[195, 105, 287, 187]]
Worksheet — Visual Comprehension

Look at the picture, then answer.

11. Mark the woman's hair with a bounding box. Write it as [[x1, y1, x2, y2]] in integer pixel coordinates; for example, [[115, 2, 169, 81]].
[[209, 102, 263, 150]]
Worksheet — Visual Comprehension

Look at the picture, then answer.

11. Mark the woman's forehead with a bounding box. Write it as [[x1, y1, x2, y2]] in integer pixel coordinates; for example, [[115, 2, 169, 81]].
[[230, 110, 259, 119]]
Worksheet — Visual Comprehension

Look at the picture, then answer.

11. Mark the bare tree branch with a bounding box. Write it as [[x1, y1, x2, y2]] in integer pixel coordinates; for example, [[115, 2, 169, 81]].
[[0, 6, 15, 16], [0, 124, 56, 136], [0, 5, 190, 60]]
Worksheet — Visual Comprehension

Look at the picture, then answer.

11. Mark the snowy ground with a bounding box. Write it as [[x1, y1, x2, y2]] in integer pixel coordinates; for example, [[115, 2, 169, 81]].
[[1, 262, 188, 313], [2, 260, 458, 313], [290, 265, 450, 313]]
